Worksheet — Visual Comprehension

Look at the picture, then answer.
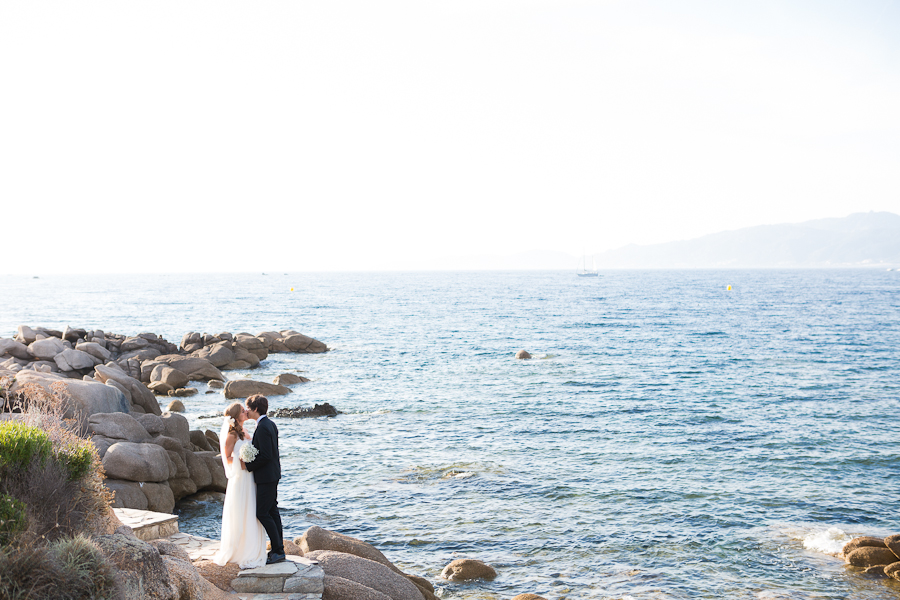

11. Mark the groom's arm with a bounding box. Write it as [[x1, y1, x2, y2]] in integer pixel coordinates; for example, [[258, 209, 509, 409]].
[[245, 423, 276, 472]]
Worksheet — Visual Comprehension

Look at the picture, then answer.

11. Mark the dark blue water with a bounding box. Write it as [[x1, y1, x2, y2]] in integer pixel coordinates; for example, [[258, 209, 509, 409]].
[[2, 270, 900, 599]]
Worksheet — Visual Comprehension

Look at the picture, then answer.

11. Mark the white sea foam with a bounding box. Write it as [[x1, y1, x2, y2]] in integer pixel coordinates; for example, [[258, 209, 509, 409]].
[[802, 527, 851, 556]]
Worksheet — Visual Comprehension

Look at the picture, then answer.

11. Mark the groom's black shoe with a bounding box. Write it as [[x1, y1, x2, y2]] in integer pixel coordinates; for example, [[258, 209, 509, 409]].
[[266, 552, 286, 565]]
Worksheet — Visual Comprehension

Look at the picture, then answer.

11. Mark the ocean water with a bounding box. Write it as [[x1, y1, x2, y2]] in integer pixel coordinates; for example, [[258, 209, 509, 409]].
[[2, 269, 900, 599]]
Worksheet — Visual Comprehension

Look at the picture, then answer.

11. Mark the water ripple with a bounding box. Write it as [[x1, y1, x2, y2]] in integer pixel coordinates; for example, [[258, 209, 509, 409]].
[[2, 269, 899, 599]]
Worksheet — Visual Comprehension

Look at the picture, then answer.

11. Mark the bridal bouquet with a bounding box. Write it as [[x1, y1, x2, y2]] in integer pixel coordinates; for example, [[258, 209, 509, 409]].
[[239, 443, 258, 464]]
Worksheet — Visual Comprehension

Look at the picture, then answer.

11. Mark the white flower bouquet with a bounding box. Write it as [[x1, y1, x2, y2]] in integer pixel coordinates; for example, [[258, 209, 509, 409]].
[[239, 443, 258, 463]]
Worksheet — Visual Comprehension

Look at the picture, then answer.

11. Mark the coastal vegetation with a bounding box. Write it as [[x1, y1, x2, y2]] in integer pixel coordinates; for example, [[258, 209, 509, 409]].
[[0, 384, 116, 600]]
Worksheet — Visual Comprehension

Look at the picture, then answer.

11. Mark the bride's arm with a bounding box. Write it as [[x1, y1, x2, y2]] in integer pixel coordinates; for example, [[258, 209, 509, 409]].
[[223, 432, 237, 465]]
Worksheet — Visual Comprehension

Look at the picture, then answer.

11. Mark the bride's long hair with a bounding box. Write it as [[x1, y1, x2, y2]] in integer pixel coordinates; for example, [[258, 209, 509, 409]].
[[223, 402, 246, 440]]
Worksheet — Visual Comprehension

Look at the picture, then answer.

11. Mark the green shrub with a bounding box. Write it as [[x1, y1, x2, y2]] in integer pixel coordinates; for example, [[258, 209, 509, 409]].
[[48, 535, 115, 600], [0, 535, 116, 600], [54, 440, 96, 482], [0, 421, 52, 472], [0, 542, 59, 600], [0, 494, 26, 546]]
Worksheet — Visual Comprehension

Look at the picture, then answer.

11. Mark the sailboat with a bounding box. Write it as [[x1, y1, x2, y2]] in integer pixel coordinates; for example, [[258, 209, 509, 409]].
[[576, 254, 599, 277]]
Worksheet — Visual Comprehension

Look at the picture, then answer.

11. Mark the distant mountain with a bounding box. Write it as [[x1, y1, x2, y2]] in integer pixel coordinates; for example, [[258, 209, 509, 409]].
[[430, 249, 578, 270], [593, 212, 900, 268]]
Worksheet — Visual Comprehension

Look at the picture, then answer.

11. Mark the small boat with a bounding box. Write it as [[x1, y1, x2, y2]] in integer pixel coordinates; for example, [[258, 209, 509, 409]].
[[576, 254, 599, 277]]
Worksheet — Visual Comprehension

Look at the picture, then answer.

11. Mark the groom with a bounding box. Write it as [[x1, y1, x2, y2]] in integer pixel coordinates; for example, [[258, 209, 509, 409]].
[[244, 394, 285, 564]]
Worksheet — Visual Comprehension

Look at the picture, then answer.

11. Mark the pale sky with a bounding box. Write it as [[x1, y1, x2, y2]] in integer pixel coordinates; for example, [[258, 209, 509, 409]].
[[2, 0, 899, 273]]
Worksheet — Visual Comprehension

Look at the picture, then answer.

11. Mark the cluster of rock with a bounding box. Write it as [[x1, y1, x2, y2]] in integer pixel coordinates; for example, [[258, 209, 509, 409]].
[[273, 526, 544, 600], [90, 411, 227, 513], [0, 326, 180, 380], [271, 402, 340, 418], [1, 324, 329, 513], [98, 522, 231, 600], [294, 526, 444, 600], [842, 535, 900, 580], [182, 329, 327, 356], [1, 325, 327, 414]]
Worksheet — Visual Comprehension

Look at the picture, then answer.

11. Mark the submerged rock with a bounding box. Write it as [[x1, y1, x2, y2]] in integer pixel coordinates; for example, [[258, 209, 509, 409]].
[[149, 381, 174, 396], [171, 387, 198, 397], [441, 558, 497, 581], [271, 403, 339, 418], [843, 536, 888, 556], [846, 546, 899, 568], [273, 373, 309, 385]]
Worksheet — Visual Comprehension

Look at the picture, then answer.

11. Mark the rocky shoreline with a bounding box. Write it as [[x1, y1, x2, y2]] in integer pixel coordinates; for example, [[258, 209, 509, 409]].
[[1, 324, 549, 600], [842, 534, 900, 581], [0, 325, 329, 514]]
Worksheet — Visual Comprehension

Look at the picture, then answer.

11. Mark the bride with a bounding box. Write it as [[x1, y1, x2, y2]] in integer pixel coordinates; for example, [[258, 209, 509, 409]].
[[213, 402, 268, 569]]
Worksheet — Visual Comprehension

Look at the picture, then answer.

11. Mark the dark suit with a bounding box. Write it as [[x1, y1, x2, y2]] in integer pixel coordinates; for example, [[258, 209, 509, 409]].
[[245, 415, 284, 555]]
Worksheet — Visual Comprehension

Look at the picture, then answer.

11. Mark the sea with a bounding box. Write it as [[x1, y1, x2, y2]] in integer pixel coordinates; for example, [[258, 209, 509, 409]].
[[2, 269, 899, 600]]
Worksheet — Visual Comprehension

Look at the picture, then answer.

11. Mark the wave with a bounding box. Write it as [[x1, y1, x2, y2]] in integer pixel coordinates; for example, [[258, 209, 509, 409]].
[[395, 462, 504, 484], [562, 381, 616, 388], [563, 322, 636, 328], [343, 409, 393, 416], [801, 527, 852, 556]]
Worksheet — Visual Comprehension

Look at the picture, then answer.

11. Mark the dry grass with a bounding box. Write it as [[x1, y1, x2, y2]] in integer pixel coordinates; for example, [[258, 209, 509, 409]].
[[0, 535, 116, 600], [5, 380, 88, 432], [0, 386, 111, 543], [0, 378, 119, 600], [48, 535, 116, 600], [0, 541, 60, 600]]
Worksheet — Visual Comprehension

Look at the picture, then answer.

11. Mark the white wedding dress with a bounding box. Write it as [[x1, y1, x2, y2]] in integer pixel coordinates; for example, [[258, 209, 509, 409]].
[[213, 437, 268, 569]]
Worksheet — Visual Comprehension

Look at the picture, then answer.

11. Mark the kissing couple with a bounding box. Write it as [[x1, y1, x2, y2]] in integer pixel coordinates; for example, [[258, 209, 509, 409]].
[[212, 394, 286, 569]]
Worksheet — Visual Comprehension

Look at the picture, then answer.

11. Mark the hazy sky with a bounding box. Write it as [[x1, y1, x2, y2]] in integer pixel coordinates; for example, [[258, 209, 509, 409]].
[[2, 0, 898, 273]]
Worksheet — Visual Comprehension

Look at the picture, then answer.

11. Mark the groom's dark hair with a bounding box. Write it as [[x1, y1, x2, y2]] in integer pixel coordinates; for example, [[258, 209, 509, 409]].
[[246, 394, 269, 415]]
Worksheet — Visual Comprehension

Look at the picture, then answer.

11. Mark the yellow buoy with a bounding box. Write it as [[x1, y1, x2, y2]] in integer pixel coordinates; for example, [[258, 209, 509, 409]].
[[726, 285, 732, 291], [290, 288, 294, 291]]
